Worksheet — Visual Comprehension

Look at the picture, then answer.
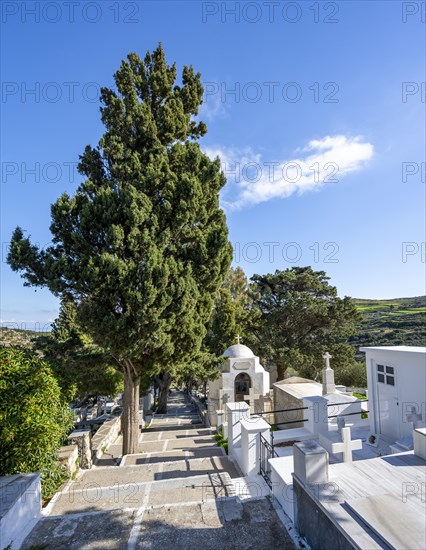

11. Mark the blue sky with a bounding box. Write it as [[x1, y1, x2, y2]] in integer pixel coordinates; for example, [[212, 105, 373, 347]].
[[1, 0, 425, 330]]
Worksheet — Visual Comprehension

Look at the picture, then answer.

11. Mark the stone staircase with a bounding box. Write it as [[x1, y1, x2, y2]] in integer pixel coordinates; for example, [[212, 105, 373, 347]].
[[22, 390, 296, 549]]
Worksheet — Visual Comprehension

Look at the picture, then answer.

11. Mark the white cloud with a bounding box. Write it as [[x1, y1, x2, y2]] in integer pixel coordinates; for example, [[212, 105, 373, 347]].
[[199, 90, 228, 121], [204, 135, 374, 210]]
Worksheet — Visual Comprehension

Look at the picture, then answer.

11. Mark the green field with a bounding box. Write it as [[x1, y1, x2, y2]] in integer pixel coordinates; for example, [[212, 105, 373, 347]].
[[351, 296, 426, 360]]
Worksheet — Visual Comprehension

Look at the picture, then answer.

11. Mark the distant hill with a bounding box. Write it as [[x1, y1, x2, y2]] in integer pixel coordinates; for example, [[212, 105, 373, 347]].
[[1, 295, 425, 362], [350, 296, 426, 360], [0, 327, 41, 349]]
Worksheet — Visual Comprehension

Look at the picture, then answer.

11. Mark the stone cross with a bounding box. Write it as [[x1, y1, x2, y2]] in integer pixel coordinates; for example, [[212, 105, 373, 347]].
[[322, 351, 335, 395], [406, 406, 422, 431], [331, 427, 362, 463], [236, 334, 241, 345], [323, 352, 332, 369], [244, 387, 260, 414]]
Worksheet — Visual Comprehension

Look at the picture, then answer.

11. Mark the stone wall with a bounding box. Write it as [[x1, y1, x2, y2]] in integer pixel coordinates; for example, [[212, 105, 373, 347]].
[[293, 478, 354, 550], [190, 395, 209, 427], [68, 429, 92, 469], [57, 444, 79, 475], [273, 386, 305, 430], [91, 416, 122, 461]]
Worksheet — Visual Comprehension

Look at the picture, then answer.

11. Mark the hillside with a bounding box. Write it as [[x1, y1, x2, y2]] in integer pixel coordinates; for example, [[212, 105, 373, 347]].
[[1, 296, 425, 363], [350, 296, 426, 360], [0, 327, 41, 349]]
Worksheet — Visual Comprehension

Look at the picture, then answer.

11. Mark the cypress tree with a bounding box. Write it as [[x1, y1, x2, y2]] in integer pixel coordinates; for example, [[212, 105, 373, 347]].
[[8, 44, 232, 454]]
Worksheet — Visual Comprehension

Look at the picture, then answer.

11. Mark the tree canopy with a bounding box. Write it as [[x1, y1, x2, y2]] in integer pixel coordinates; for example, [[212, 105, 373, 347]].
[[249, 266, 360, 380], [7, 44, 232, 454], [35, 298, 124, 403], [205, 267, 257, 355]]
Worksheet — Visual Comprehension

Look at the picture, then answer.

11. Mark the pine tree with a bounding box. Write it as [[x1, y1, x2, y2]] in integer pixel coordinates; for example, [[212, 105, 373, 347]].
[[8, 44, 232, 454]]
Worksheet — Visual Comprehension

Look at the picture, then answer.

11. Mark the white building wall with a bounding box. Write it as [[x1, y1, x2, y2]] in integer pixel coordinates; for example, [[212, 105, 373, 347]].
[[361, 347, 426, 442]]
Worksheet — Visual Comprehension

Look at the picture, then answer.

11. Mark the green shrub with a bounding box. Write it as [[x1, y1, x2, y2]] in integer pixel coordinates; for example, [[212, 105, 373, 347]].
[[0, 347, 74, 499], [335, 361, 367, 388], [214, 430, 228, 454], [353, 392, 367, 400]]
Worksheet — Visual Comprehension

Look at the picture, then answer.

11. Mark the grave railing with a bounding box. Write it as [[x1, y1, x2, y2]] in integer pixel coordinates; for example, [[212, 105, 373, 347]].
[[259, 432, 277, 489], [327, 399, 369, 419]]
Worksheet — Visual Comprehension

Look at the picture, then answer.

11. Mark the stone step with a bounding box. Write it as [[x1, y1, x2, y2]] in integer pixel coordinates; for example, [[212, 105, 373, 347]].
[[121, 446, 225, 466], [151, 415, 201, 422], [138, 435, 217, 453], [46, 472, 236, 515], [140, 427, 214, 442], [22, 509, 135, 550], [136, 498, 297, 549], [146, 422, 205, 432], [24, 498, 296, 549], [76, 456, 240, 488]]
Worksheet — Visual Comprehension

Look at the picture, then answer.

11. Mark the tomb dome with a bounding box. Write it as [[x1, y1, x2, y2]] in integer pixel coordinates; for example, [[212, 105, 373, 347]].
[[223, 343, 255, 358]]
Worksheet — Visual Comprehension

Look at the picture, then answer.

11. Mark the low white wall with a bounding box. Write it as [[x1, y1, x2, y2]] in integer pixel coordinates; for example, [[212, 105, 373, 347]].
[[270, 456, 295, 521], [0, 473, 41, 550]]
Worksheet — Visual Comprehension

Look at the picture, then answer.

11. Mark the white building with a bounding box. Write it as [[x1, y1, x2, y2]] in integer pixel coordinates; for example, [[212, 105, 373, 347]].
[[208, 342, 270, 426], [360, 346, 426, 443]]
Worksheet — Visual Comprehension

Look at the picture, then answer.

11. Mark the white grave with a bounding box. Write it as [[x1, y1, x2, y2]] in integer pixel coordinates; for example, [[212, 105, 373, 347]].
[[208, 338, 270, 427], [360, 346, 426, 443]]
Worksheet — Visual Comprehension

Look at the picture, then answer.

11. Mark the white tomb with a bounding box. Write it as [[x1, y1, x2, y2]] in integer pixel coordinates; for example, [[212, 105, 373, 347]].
[[208, 339, 270, 427], [360, 346, 426, 443]]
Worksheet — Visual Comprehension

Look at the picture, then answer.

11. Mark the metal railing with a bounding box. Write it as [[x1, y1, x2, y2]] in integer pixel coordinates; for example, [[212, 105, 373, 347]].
[[259, 432, 278, 489], [327, 399, 369, 418]]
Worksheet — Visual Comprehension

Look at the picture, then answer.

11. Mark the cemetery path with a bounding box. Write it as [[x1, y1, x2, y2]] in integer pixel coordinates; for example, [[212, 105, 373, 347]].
[[22, 390, 296, 550]]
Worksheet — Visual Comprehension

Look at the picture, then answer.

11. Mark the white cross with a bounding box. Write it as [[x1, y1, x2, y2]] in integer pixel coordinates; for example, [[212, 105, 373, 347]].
[[323, 352, 332, 370], [236, 334, 241, 345], [331, 427, 362, 463], [406, 406, 422, 431], [244, 387, 260, 414]]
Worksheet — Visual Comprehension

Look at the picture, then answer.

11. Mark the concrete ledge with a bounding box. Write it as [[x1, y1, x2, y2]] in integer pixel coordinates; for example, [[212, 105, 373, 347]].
[[270, 456, 295, 521], [0, 473, 41, 550], [91, 416, 121, 461], [414, 427, 426, 459]]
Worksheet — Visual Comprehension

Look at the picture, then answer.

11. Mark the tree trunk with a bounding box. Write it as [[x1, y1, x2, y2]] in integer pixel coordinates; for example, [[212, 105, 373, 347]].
[[122, 363, 140, 456], [153, 378, 159, 407], [156, 372, 172, 414], [276, 364, 287, 381]]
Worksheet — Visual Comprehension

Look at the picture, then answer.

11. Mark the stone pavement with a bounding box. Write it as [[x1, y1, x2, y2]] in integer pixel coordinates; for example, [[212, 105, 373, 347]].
[[22, 390, 296, 549]]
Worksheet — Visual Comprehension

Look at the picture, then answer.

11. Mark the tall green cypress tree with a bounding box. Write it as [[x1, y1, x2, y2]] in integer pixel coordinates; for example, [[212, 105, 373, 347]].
[[8, 45, 232, 454]]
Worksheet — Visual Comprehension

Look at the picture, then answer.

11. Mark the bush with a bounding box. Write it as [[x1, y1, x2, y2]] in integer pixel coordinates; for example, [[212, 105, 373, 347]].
[[214, 430, 228, 454], [335, 361, 367, 388], [0, 347, 74, 498]]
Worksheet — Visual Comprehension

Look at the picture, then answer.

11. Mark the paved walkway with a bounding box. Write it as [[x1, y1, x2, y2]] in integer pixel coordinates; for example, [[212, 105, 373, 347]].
[[22, 390, 296, 549]]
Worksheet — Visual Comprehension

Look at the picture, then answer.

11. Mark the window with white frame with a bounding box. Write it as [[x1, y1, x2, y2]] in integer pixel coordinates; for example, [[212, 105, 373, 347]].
[[377, 364, 395, 386]]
